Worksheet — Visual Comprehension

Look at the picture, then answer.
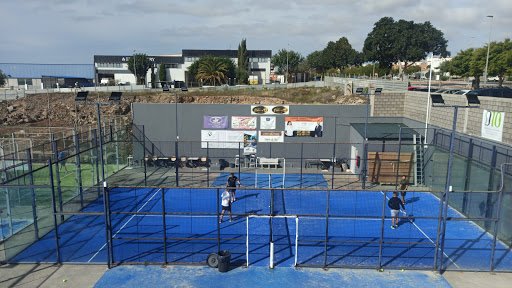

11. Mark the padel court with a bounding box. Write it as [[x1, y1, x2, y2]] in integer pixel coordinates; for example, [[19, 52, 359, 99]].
[[10, 173, 512, 272]]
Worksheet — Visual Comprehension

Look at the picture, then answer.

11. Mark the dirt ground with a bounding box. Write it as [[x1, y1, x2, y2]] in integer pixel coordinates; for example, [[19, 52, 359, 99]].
[[0, 87, 366, 136]]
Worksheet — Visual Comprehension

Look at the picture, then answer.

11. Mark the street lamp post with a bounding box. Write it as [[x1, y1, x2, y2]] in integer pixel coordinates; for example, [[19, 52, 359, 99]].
[[133, 50, 137, 85], [483, 15, 494, 86], [286, 43, 289, 84]]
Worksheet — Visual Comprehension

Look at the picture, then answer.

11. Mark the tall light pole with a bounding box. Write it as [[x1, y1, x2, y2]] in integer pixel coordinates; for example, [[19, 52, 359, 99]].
[[286, 43, 289, 84], [483, 15, 494, 86], [133, 50, 137, 85]]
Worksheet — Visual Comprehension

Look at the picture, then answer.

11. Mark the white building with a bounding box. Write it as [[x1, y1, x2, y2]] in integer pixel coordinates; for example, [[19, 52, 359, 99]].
[[94, 49, 272, 86]]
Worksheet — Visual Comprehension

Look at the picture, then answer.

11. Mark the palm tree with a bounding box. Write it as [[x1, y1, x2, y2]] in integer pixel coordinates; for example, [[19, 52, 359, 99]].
[[196, 56, 228, 86]]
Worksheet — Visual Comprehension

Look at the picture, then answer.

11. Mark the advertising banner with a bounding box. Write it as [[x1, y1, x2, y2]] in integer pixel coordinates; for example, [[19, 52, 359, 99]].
[[481, 110, 504, 142], [232, 116, 257, 130], [203, 116, 228, 129], [201, 130, 256, 149], [258, 131, 284, 143], [260, 116, 276, 129], [284, 117, 324, 137], [251, 105, 289, 115]]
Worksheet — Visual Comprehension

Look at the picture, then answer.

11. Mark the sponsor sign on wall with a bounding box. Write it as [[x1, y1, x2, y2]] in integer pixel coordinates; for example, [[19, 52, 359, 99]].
[[481, 110, 504, 142], [251, 105, 289, 115], [260, 116, 276, 129], [232, 116, 257, 129], [203, 116, 228, 129], [258, 131, 284, 143], [201, 130, 256, 149], [284, 117, 324, 137]]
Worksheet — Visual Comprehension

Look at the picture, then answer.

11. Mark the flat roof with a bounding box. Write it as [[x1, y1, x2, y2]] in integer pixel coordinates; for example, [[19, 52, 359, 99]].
[[0, 63, 94, 79], [351, 123, 417, 140]]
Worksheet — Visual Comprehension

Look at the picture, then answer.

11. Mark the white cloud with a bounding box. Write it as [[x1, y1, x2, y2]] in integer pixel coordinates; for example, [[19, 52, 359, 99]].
[[0, 0, 511, 63]]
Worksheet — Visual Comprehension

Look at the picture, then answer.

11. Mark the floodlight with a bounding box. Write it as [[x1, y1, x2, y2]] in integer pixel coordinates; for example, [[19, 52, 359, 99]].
[[75, 91, 89, 101], [466, 94, 480, 105], [109, 92, 122, 101], [181, 86, 188, 92], [430, 94, 445, 104], [355, 88, 363, 94], [162, 83, 169, 92], [374, 88, 383, 95]]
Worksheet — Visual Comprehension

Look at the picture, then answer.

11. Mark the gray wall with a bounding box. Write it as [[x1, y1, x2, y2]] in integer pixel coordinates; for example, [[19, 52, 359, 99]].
[[132, 103, 369, 164]]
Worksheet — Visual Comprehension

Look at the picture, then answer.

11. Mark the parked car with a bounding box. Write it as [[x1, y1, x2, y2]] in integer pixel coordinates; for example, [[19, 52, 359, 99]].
[[453, 89, 470, 95], [442, 88, 462, 94], [487, 76, 499, 82], [466, 87, 512, 98]]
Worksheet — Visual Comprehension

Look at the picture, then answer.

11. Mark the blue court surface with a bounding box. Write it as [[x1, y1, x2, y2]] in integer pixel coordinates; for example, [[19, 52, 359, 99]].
[[1, 219, 32, 240], [10, 173, 512, 272], [93, 265, 451, 288]]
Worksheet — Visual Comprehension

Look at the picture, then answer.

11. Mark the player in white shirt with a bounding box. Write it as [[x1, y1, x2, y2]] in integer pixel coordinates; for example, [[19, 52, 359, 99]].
[[219, 189, 233, 223]]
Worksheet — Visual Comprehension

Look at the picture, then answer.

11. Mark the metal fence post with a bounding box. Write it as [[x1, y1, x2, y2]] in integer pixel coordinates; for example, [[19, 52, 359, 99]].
[[27, 148, 39, 240], [102, 182, 112, 268], [490, 164, 506, 271], [52, 140, 64, 221], [142, 125, 147, 186], [161, 188, 168, 264], [300, 143, 303, 189], [49, 159, 61, 263], [206, 142, 210, 187], [395, 128, 403, 189], [217, 188, 220, 252], [462, 139, 474, 213], [378, 191, 387, 269], [323, 190, 330, 269], [74, 130, 84, 208], [93, 130, 100, 197]]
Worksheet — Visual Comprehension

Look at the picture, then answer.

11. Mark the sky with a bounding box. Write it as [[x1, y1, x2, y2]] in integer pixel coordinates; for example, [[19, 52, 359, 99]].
[[0, 0, 511, 64]]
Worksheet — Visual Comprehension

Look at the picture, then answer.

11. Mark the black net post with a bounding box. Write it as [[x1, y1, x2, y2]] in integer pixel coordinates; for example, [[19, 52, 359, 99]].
[[48, 159, 61, 263], [323, 190, 330, 269], [27, 148, 39, 240], [161, 188, 168, 264]]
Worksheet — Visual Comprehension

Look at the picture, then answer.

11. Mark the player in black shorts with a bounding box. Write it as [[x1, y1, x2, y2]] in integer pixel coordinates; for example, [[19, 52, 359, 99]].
[[226, 173, 242, 202], [399, 175, 409, 204]]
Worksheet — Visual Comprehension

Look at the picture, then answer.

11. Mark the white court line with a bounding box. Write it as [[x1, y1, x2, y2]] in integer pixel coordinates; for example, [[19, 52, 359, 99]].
[[380, 191, 460, 269], [87, 188, 161, 263]]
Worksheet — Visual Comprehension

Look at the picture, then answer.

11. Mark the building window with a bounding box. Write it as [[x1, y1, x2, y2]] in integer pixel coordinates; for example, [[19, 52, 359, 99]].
[[165, 63, 178, 68], [250, 58, 268, 63], [17, 78, 33, 85], [97, 63, 122, 68]]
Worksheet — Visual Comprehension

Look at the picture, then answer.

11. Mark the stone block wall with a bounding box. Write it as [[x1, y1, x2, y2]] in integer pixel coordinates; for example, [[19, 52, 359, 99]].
[[373, 91, 512, 145]]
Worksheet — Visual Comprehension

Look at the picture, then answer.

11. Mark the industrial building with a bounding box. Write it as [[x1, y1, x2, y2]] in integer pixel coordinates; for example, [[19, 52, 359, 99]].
[[0, 63, 94, 89], [94, 49, 272, 86]]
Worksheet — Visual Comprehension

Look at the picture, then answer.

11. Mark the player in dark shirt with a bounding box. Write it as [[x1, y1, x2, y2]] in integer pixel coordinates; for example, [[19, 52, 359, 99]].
[[399, 175, 409, 204], [226, 173, 241, 202], [388, 192, 405, 229]]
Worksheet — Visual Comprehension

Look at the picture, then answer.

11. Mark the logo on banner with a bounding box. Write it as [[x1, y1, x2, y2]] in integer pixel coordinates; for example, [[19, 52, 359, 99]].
[[481, 110, 504, 142], [272, 106, 288, 114], [203, 116, 228, 129], [252, 106, 268, 114]]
